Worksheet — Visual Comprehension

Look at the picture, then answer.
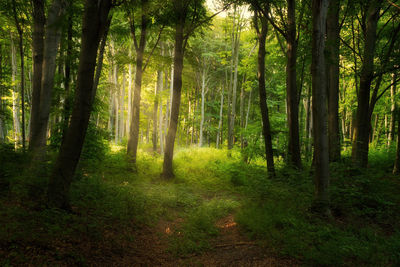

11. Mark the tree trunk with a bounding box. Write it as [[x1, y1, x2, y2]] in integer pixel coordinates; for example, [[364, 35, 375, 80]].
[[389, 73, 397, 147], [393, 108, 400, 174], [11, 34, 21, 149], [351, 0, 380, 168], [153, 70, 162, 152], [30, 0, 67, 159], [286, 0, 301, 169], [120, 70, 125, 139], [326, 0, 341, 162], [162, 4, 185, 179], [61, 13, 73, 144], [311, 0, 330, 215], [216, 85, 224, 148], [127, 50, 133, 137], [12, 0, 26, 151], [228, 6, 241, 151], [114, 63, 119, 143], [199, 69, 207, 147], [127, 4, 148, 165], [254, 10, 275, 177], [47, 0, 112, 210], [159, 76, 164, 154]]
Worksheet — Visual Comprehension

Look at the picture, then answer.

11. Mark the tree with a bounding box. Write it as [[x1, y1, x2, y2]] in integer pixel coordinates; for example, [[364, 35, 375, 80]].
[[326, 0, 341, 162], [252, 3, 275, 177], [351, 0, 381, 168], [162, 0, 208, 178], [47, 0, 112, 209], [29, 0, 67, 159], [311, 0, 330, 215]]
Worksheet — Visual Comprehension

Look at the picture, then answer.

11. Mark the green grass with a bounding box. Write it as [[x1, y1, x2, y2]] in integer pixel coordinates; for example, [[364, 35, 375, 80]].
[[1, 144, 399, 266]]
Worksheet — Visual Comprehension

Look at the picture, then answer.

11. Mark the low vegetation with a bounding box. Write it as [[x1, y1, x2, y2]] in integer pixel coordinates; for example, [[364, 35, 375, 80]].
[[1, 144, 399, 266]]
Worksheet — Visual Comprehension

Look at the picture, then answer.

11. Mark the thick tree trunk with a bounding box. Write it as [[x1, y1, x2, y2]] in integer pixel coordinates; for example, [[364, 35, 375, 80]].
[[311, 0, 330, 215], [326, 0, 341, 162], [47, 0, 112, 210], [127, 6, 148, 165], [162, 6, 185, 179], [255, 10, 275, 177], [29, 0, 46, 150], [30, 0, 66, 159], [352, 0, 380, 168], [286, 0, 301, 169]]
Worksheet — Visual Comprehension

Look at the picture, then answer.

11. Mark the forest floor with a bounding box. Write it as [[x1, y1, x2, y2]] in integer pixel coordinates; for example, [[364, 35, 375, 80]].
[[1, 144, 400, 266]]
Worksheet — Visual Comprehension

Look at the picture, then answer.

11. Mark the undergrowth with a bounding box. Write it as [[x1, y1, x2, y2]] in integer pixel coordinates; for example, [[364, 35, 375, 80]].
[[0, 144, 399, 266]]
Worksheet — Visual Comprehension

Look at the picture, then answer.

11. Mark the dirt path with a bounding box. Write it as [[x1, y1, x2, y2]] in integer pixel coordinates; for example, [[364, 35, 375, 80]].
[[99, 214, 297, 266]]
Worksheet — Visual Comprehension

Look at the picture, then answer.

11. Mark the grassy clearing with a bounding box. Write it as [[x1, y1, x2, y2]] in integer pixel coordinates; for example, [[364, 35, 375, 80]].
[[1, 144, 399, 266]]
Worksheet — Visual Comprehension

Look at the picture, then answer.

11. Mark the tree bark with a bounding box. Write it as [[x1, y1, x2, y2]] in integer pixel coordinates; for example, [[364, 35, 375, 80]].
[[311, 0, 330, 215], [286, 0, 301, 169], [351, 0, 380, 168], [326, 0, 341, 162], [393, 107, 400, 174], [47, 0, 112, 210], [153, 70, 162, 152], [11, 34, 21, 149], [127, 2, 148, 164], [30, 0, 67, 158], [216, 85, 224, 148], [254, 9, 275, 177], [389, 73, 397, 147], [199, 69, 207, 147], [162, 2, 185, 179], [12, 0, 26, 151]]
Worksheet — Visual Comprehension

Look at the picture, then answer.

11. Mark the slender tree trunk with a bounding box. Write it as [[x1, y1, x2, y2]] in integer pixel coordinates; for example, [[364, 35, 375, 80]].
[[162, 4, 185, 179], [61, 13, 73, 143], [11, 0, 26, 151], [389, 73, 397, 146], [127, 49, 133, 136], [311, 0, 330, 215], [372, 114, 379, 143], [127, 4, 148, 165], [393, 108, 400, 174], [286, 0, 301, 168], [254, 10, 275, 177], [228, 7, 241, 151], [305, 84, 312, 158], [159, 77, 164, 154], [48, 0, 112, 210], [114, 64, 119, 143], [30, 0, 67, 159], [352, 0, 380, 168], [245, 88, 252, 130], [326, 0, 340, 161], [11, 34, 21, 148], [153, 70, 162, 152], [216, 85, 224, 148], [120, 70, 125, 139], [199, 69, 207, 147]]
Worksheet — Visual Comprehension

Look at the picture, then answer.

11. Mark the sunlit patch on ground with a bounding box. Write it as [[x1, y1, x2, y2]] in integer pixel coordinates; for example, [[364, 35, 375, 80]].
[[110, 144, 124, 153]]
